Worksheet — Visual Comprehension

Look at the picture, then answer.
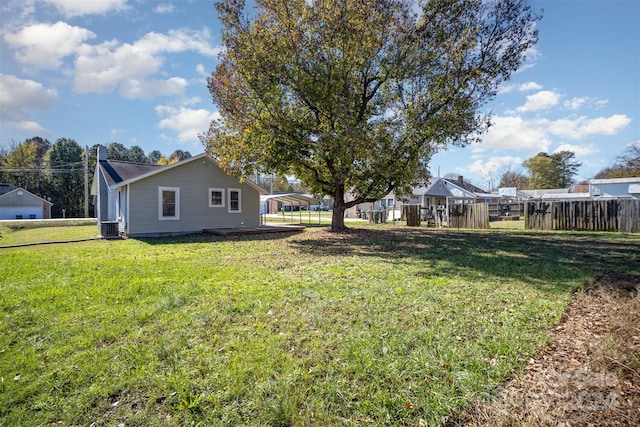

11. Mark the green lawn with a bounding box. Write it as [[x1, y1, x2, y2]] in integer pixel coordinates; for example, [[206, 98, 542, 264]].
[[1, 225, 638, 426], [0, 220, 98, 247]]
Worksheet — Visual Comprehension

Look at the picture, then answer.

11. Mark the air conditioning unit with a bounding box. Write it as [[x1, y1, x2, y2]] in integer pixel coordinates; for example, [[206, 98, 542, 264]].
[[100, 221, 119, 238]]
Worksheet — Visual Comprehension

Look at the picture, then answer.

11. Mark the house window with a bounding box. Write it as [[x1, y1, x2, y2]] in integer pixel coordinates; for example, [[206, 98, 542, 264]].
[[228, 188, 241, 213], [209, 188, 225, 207], [158, 186, 180, 220]]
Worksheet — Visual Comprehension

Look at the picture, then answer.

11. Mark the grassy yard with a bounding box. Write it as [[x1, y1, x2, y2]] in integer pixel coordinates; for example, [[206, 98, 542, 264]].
[[1, 224, 638, 426], [0, 220, 98, 247]]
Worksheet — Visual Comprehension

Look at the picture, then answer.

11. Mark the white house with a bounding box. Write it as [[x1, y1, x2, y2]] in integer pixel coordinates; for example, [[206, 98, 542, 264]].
[[0, 184, 53, 220], [589, 177, 640, 200], [91, 146, 265, 237]]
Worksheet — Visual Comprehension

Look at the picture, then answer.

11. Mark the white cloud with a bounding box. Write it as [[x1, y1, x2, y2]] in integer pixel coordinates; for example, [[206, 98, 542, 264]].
[[42, 0, 129, 18], [519, 82, 543, 92], [563, 97, 608, 111], [477, 112, 631, 155], [119, 77, 188, 99], [134, 28, 220, 56], [478, 115, 552, 152], [553, 143, 598, 157], [156, 106, 220, 142], [498, 81, 542, 95], [5, 120, 50, 135], [4, 21, 95, 71], [626, 140, 640, 149], [155, 3, 175, 14], [73, 28, 221, 95], [467, 155, 524, 177], [196, 63, 207, 77], [74, 39, 162, 93], [515, 42, 540, 73], [517, 90, 561, 112], [548, 114, 632, 140], [563, 97, 587, 111], [4, 20, 220, 98], [0, 74, 58, 134], [0, 0, 36, 24]]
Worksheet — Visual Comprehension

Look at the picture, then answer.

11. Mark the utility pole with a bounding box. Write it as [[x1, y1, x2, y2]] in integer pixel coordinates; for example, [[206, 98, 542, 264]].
[[84, 145, 89, 218]]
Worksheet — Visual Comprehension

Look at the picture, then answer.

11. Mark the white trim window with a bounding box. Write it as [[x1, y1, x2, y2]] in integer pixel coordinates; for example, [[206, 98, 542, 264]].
[[209, 188, 225, 208], [228, 188, 241, 213], [159, 186, 180, 220]]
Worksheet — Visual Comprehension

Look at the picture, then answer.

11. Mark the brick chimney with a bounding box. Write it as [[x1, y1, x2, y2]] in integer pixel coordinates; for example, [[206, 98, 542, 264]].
[[457, 175, 464, 186]]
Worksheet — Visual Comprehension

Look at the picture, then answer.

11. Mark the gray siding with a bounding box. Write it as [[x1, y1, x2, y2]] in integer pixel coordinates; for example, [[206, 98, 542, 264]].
[[125, 158, 261, 236], [0, 190, 49, 220]]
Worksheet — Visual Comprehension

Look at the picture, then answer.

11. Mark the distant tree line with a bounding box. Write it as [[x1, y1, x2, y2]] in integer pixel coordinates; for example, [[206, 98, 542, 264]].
[[0, 138, 192, 218]]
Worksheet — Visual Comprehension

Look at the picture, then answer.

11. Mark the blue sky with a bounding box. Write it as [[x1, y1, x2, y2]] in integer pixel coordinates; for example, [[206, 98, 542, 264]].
[[1, 0, 638, 190]]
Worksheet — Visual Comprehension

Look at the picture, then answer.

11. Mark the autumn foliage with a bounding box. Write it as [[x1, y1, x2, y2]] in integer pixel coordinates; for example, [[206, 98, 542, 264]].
[[204, 0, 540, 230]]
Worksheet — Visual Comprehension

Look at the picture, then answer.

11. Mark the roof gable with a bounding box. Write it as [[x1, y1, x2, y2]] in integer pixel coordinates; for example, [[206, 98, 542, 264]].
[[104, 153, 266, 194], [0, 186, 53, 205], [99, 160, 163, 187], [415, 178, 478, 199]]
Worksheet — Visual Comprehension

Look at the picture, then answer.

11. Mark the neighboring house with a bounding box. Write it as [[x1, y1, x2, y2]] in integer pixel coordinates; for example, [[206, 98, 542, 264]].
[[407, 177, 479, 207], [451, 175, 485, 195], [346, 177, 479, 219], [0, 184, 53, 220], [91, 146, 265, 237], [589, 177, 640, 200]]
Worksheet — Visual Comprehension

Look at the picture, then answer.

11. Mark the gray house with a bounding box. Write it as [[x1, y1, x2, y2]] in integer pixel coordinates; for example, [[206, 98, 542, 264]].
[[0, 184, 53, 220], [91, 146, 264, 237]]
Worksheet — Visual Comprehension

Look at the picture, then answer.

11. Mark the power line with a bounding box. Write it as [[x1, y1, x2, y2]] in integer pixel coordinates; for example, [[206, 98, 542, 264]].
[[0, 168, 84, 173]]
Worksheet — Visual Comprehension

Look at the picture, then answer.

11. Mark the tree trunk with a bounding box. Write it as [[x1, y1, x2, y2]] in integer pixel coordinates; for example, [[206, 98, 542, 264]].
[[330, 180, 349, 232], [331, 203, 347, 231]]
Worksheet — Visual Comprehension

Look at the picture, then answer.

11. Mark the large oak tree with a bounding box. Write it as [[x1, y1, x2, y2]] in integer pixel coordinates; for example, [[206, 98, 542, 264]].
[[204, 0, 540, 230]]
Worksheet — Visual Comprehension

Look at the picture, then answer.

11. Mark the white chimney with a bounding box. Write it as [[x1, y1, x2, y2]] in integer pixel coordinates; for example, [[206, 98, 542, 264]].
[[97, 145, 107, 161]]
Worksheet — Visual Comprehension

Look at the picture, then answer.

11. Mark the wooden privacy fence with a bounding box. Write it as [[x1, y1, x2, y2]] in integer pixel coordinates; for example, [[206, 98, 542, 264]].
[[449, 203, 490, 229], [404, 205, 421, 226], [525, 199, 640, 232], [403, 203, 489, 229]]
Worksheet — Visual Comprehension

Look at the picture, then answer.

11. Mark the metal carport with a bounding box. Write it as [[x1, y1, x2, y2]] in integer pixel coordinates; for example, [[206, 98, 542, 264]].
[[260, 193, 323, 224]]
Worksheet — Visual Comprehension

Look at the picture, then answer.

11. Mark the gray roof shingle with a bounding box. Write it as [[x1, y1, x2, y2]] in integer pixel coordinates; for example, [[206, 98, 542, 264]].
[[99, 160, 163, 187]]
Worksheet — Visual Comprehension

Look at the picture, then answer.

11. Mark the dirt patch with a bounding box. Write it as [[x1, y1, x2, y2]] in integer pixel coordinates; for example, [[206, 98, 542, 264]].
[[447, 274, 640, 426]]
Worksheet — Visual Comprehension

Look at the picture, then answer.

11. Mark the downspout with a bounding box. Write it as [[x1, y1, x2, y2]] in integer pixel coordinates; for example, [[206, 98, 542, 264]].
[[126, 184, 130, 236]]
